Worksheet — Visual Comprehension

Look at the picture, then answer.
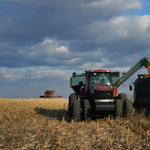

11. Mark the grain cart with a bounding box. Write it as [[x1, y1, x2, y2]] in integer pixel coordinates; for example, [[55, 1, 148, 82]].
[[129, 74, 150, 112], [68, 57, 150, 121]]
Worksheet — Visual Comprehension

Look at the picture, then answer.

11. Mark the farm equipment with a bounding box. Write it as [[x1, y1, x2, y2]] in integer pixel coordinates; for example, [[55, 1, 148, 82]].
[[129, 74, 150, 112], [40, 90, 62, 98], [68, 57, 150, 121]]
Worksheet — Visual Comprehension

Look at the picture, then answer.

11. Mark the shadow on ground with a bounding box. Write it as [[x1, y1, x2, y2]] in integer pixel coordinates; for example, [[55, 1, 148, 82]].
[[34, 107, 70, 122], [34, 107, 115, 122]]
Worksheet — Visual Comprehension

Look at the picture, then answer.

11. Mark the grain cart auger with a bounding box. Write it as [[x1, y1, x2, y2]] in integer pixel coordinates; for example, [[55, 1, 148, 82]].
[[68, 57, 150, 122]]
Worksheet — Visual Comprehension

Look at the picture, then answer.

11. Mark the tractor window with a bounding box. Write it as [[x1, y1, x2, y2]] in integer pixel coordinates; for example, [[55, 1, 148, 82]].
[[90, 72, 111, 93]]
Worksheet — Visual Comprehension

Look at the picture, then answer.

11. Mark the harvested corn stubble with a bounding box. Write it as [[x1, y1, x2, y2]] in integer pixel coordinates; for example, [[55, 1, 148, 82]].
[[0, 98, 150, 149]]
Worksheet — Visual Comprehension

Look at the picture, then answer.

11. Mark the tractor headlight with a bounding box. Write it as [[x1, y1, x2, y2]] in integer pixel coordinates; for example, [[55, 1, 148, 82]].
[[95, 99, 114, 102]]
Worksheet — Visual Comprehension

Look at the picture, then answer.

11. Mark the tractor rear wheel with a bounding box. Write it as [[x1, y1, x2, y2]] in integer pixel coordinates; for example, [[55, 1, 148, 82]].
[[71, 100, 81, 122], [123, 99, 133, 119], [84, 99, 92, 121], [68, 93, 77, 117], [115, 99, 123, 118]]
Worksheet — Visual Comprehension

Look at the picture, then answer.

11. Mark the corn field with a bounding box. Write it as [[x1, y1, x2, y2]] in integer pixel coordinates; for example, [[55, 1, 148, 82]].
[[0, 98, 150, 149]]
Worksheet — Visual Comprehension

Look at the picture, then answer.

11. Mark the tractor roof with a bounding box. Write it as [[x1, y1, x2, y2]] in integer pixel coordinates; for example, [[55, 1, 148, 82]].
[[88, 69, 111, 73]]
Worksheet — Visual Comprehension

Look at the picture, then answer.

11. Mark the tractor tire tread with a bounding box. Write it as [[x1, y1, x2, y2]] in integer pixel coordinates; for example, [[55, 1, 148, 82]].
[[71, 100, 81, 122], [68, 93, 77, 116], [124, 99, 133, 119], [115, 99, 123, 118], [84, 99, 92, 122]]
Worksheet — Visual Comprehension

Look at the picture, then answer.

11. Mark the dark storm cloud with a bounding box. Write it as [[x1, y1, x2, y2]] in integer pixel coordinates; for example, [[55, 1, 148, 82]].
[[0, 0, 142, 45], [0, 0, 149, 71]]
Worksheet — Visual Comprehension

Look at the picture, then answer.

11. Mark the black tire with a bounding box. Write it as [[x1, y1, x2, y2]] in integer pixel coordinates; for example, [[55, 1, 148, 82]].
[[68, 93, 77, 117], [123, 99, 133, 119], [118, 93, 127, 105], [71, 100, 81, 122], [68, 95, 71, 115], [84, 99, 92, 121], [115, 99, 123, 118]]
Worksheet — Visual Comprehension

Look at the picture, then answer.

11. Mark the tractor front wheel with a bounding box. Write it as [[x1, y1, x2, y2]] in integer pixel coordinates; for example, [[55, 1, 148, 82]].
[[68, 93, 77, 117], [71, 100, 81, 122]]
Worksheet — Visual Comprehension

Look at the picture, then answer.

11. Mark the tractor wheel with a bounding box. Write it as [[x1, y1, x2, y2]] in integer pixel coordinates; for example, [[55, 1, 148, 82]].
[[71, 100, 81, 122], [84, 99, 92, 121], [68, 93, 77, 117], [118, 93, 127, 105], [123, 99, 133, 119], [68, 95, 71, 115], [115, 99, 123, 118]]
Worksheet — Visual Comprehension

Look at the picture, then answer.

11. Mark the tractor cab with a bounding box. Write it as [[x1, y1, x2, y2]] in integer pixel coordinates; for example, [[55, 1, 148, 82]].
[[85, 69, 117, 99]]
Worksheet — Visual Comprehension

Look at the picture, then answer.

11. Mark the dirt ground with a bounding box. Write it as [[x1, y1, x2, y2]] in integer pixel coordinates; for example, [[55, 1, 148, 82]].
[[0, 98, 150, 149]]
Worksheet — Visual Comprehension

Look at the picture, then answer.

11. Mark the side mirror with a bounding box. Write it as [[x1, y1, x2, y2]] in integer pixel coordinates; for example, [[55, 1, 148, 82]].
[[129, 85, 132, 91]]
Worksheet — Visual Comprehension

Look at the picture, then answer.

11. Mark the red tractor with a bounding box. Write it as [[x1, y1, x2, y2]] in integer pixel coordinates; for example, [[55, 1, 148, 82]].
[[40, 90, 62, 98], [68, 57, 150, 121]]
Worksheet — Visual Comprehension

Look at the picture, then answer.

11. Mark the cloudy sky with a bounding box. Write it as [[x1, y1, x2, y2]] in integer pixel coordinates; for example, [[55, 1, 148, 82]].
[[0, 0, 150, 98]]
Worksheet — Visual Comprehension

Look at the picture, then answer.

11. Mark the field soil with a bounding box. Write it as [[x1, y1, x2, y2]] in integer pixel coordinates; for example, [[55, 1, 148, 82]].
[[0, 98, 150, 149]]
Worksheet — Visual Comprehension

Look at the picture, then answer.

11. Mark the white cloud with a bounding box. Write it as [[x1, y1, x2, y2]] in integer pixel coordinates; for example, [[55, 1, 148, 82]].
[[0, 67, 70, 81], [3, 74, 14, 78], [0, 67, 23, 81], [136, 15, 150, 33], [15, 38, 70, 60], [78, 61, 107, 70], [88, 0, 142, 10], [40, 38, 52, 46], [55, 46, 69, 53], [37, 39, 69, 56], [67, 58, 80, 63], [85, 13, 150, 43], [113, 15, 150, 36], [124, 0, 142, 10]]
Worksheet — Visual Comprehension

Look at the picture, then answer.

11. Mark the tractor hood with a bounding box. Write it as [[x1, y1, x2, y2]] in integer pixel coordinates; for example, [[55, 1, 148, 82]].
[[94, 84, 113, 91]]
